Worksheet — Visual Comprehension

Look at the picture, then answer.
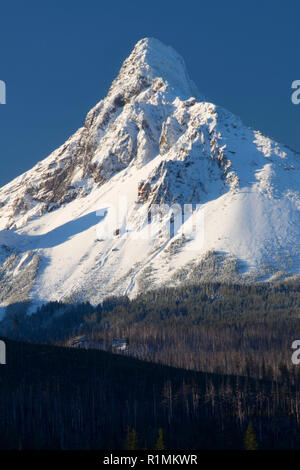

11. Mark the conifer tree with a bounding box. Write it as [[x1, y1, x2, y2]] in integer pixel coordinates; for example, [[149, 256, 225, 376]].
[[125, 427, 138, 450], [155, 428, 165, 450], [244, 422, 258, 450]]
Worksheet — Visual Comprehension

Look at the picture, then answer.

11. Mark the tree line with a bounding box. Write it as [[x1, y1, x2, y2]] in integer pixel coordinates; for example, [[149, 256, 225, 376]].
[[0, 337, 300, 450]]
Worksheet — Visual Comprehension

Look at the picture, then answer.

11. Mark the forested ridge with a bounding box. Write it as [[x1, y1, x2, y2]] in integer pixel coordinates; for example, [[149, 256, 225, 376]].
[[1, 337, 300, 450], [2, 282, 300, 449], [3, 281, 300, 380]]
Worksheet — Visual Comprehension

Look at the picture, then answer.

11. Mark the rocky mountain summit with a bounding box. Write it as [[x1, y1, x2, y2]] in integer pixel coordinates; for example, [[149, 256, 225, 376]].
[[1, 37, 300, 316]]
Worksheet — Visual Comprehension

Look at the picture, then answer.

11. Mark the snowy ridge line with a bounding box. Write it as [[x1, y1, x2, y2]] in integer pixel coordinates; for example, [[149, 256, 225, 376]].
[[0, 37, 300, 315]]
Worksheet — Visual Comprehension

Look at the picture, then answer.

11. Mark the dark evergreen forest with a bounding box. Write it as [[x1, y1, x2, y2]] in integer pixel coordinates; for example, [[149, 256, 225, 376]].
[[1, 337, 300, 450], [3, 281, 300, 380], [2, 281, 300, 449]]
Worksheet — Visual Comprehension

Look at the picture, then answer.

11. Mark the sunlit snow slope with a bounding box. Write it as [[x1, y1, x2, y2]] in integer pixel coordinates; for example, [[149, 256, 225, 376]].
[[1, 37, 300, 315]]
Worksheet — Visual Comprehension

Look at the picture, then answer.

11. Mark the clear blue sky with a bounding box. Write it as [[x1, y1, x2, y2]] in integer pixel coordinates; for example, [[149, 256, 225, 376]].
[[0, 0, 299, 186]]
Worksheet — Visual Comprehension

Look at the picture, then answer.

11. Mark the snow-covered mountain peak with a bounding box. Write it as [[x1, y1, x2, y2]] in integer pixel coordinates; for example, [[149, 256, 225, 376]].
[[107, 37, 200, 102], [1, 38, 300, 316]]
